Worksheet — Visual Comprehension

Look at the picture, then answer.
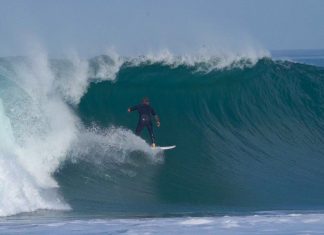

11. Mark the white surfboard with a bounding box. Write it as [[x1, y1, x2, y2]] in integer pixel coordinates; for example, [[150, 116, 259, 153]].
[[153, 145, 176, 150]]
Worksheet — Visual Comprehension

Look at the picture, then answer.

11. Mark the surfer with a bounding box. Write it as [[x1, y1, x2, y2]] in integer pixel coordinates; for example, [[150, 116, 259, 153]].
[[128, 97, 160, 147]]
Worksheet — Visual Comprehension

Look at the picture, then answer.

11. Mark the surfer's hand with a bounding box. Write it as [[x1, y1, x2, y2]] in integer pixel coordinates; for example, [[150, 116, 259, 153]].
[[157, 121, 160, 127], [128, 108, 131, 112]]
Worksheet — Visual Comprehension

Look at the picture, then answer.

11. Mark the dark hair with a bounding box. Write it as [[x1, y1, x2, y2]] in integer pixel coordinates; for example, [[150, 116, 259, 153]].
[[142, 97, 150, 103]]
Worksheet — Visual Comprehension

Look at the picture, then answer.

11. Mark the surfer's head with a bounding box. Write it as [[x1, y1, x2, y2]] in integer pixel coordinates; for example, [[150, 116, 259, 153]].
[[142, 97, 150, 105]]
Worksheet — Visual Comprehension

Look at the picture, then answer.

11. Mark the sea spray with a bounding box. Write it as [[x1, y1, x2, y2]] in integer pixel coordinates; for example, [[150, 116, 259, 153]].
[[0, 51, 77, 216]]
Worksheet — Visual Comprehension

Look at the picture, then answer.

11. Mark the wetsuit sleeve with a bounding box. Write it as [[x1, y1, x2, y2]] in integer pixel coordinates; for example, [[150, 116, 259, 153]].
[[129, 105, 139, 112]]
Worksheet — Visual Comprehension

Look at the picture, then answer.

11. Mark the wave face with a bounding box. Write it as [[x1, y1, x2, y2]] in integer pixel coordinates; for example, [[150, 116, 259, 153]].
[[1, 51, 324, 216]]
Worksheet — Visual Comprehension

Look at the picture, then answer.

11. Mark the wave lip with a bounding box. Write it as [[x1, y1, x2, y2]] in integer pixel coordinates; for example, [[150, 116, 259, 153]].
[[122, 48, 270, 72], [86, 48, 270, 81]]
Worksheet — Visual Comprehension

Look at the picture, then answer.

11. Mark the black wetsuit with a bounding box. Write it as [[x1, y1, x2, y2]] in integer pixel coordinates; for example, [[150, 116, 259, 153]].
[[129, 103, 157, 144]]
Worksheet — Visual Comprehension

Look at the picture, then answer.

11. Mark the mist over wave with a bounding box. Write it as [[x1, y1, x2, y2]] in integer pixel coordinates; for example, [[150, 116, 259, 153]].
[[2, 47, 324, 217]]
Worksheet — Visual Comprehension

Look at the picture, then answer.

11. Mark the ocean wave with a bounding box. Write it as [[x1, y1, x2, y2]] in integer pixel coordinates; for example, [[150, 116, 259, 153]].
[[1, 48, 324, 216]]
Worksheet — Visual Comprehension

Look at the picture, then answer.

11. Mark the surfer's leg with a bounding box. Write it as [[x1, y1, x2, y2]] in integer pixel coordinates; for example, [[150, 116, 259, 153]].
[[146, 123, 155, 144], [135, 122, 144, 136]]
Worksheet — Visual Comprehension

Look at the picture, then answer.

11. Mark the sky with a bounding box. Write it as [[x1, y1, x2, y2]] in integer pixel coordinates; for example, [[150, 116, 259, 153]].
[[0, 0, 323, 57]]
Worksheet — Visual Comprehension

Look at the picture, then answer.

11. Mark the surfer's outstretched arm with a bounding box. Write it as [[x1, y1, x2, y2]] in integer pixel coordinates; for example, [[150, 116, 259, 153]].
[[128, 105, 138, 112]]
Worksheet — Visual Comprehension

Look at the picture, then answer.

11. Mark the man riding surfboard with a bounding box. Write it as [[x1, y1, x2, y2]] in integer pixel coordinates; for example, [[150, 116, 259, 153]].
[[128, 97, 160, 148]]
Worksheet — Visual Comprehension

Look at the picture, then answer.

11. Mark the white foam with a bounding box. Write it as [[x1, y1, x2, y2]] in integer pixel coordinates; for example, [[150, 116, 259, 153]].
[[180, 218, 212, 225], [0, 99, 70, 216], [220, 219, 240, 228], [69, 126, 162, 166], [127, 47, 270, 71], [50, 48, 123, 106], [94, 48, 124, 80], [0, 47, 75, 216], [3, 213, 324, 234], [55, 52, 89, 105]]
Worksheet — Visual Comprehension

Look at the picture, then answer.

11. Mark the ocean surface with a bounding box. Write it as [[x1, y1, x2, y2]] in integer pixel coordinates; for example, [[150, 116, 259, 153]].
[[1, 49, 324, 234]]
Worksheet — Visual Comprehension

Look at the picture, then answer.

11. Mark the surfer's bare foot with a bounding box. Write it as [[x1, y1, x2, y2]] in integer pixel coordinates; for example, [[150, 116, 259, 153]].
[[152, 143, 156, 148]]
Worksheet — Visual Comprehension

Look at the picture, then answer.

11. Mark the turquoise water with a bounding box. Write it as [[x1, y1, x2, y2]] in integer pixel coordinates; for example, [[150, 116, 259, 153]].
[[71, 55, 324, 213]]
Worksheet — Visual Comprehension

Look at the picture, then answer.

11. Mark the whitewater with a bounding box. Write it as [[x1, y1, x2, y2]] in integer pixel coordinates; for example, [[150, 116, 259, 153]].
[[0, 48, 160, 217], [1, 47, 324, 234]]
